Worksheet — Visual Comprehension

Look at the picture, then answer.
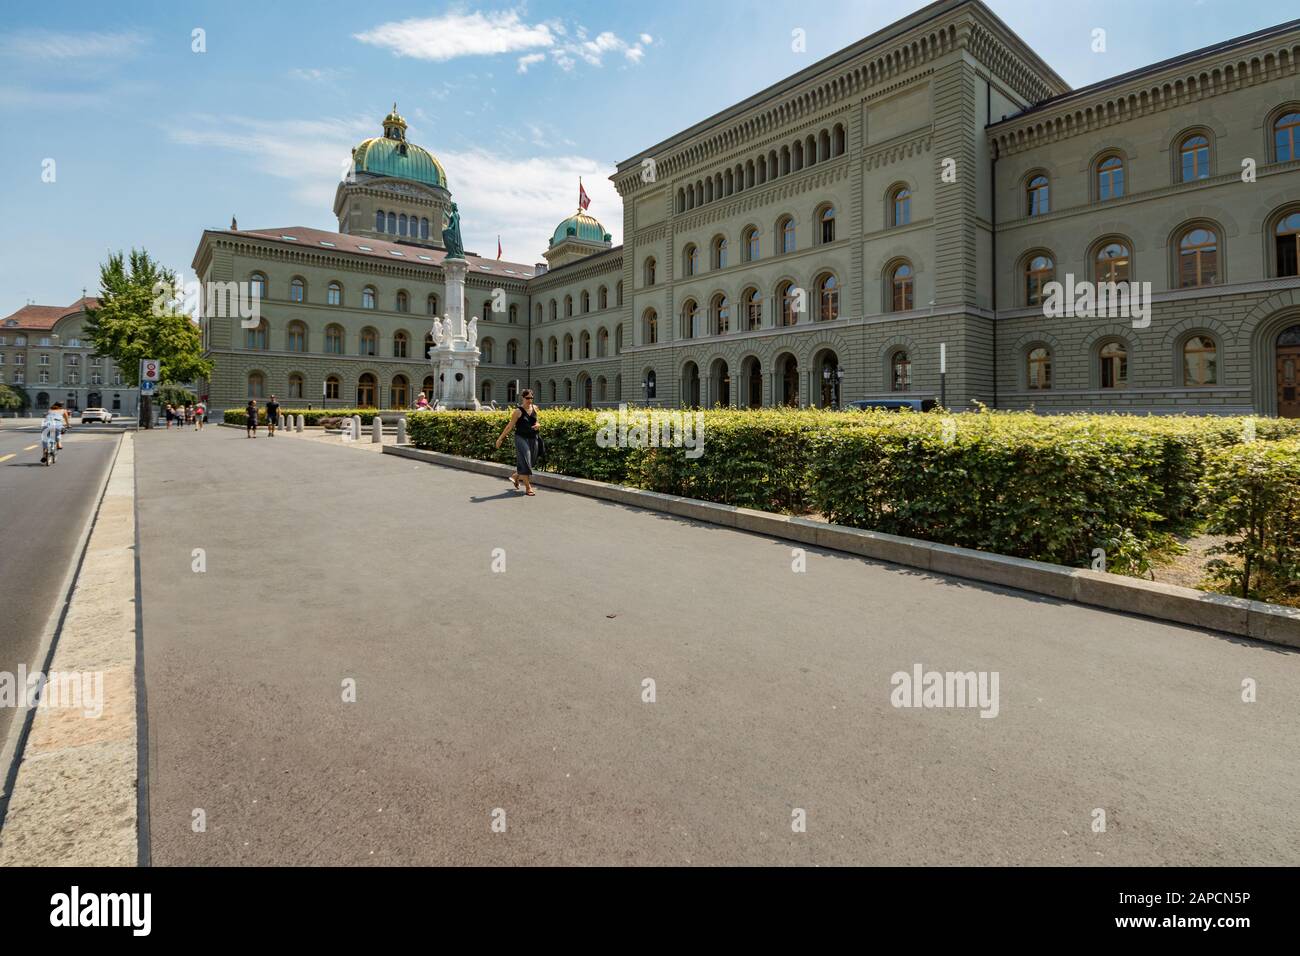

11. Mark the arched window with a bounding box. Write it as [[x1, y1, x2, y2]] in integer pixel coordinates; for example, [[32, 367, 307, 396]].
[[375, 210, 386, 232], [480, 381, 493, 404], [684, 245, 699, 276], [420, 218, 430, 240], [482, 338, 494, 363], [288, 373, 304, 399], [290, 277, 305, 302], [1183, 335, 1218, 386], [509, 304, 518, 323], [778, 216, 796, 254], [387, 212, 396, 233], [1275, 110, 1300, 162], [644, 258, 656, 286], [325, 324, 343, 354], [1275, 211, 1300, 277], [743, 227, 760, 262], [360, 327, 377, 356], [1027, 175, 1049, 216], [328, 282, 342, 306], [247, 372, 265, 398], [711, 295, 729, 335], [1094, 241, 1131, 283], [325, 376, 340, 400], [615, 325, 623, 353], [712, 236, 728, 269], [1177, 227, 1219, 287], [1099, 341, 1128, 388], [548, 337, 558, 363], [580, 331, 590, 359], [399, 214, 408, 237], [549, 300, 557, 321], [507, 340, 518, 365], [616, 281, 623, 305], [890, 187, 911, 227], [362, 286, 376, 309], [833, 124, 846, 156], [778, 281, 798, 326], [396, 290, 409, 313], [1097, 154, 1125, 200], [427, 293, 439, 315], [817, 273, 838, 321], [744, 288, 762, 330], [890, 351, 911, 392], [564, 295, 573, 318], [819, 205, 836, 244], [581, 291, 590, 313], [890, 262, 914, 312], [563, 335, 574, 361], [245, 320, 268, 350], [643, 309, 658, 344], [250, 273, 267, 299], [483, 299, 494, 321], [1179, 134, 1210, 182], [1025, 254, 1055, 306], [645, 370, 657, 400], [597, 327, 609, 356], [598, 286, 608, 309], [393, 331, 409, 358], [1027, 347, 1052, 389], [357, 373, 377, 407], [391, 375, 409, 408], [681, 300, 700, 339], [287, 321, 306, 352]]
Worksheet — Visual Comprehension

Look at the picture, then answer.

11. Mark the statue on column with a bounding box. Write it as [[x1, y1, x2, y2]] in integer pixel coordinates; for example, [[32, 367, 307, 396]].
[[431, 317, 446, 346], [467, 316, 478, 348], [441, 203, 464, 259]]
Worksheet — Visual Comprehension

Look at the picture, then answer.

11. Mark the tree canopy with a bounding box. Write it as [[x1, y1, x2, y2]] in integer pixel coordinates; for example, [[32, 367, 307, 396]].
[[84, 249, 212, 387]]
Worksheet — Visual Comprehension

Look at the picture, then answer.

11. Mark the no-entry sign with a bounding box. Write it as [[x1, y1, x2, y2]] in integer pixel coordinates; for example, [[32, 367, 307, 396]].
[[141, 359, 160, 382]]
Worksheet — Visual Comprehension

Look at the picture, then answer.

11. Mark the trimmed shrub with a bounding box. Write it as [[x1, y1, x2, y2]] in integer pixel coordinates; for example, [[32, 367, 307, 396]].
[[1199, 437, 1300, 606], [406, 406, 1297, 577], [224, 407, 382, 426]]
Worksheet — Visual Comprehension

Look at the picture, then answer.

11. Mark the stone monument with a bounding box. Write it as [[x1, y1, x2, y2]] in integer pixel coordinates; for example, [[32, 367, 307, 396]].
[[428, 204, 481, 410]]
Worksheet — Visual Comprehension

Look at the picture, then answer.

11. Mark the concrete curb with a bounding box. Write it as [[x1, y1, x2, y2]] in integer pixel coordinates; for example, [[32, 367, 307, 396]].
[[0, 434, 139, 866], [383, 444, 1300, 650]]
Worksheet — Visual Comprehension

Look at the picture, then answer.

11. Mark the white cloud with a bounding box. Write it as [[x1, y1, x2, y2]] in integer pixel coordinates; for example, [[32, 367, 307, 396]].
[[517, 53, 545, 73], [0, 29, 147, 59], [355, 11, 553, 61], [356, 10, 650, 72]]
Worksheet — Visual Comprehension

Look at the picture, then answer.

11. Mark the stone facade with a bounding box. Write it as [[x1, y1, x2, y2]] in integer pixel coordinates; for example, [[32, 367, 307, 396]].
[[194, 0, 1300, 418], [0, 300, 140, 416]]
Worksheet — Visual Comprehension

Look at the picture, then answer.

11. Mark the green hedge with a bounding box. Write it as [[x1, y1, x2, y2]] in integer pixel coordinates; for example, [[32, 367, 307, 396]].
[[405, 407, 1300, 575], [1200, 437, 1300, 606], [224, 407, 383, 426]]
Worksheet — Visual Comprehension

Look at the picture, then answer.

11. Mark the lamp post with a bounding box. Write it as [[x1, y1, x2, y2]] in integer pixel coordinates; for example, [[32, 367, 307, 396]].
[[939, 342, 947, 409], [821, 365, 844, 409]]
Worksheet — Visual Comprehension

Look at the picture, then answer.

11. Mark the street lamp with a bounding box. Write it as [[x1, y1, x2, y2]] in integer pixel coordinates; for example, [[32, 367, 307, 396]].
[[821, 365, 844, 409]]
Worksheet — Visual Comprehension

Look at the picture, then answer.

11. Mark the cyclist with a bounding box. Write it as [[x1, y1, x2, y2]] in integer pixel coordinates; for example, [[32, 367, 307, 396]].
[[41, 402, 66, 464]]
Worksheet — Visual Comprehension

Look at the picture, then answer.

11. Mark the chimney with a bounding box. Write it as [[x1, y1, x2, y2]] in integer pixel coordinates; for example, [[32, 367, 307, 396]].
[[534, 262, 548, 275]]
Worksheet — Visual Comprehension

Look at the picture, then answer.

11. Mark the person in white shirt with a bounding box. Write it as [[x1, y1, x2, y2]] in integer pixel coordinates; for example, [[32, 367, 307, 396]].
[[40, 403, 66, 463]]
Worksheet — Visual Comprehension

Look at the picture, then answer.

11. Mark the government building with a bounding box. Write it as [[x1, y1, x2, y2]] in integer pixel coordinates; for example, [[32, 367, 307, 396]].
[[192, 0, 1300, 418]]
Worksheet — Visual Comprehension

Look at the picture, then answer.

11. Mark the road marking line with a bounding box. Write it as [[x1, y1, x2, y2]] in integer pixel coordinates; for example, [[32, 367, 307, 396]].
[[23, 444, 37, 451], [0, 454, 13, 463]]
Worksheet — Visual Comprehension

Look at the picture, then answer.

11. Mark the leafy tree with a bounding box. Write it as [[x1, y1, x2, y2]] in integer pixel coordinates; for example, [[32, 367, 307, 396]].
[[0, 383, 26, 414], [83, 249, 212, 387], [157, 384, 197, 407]]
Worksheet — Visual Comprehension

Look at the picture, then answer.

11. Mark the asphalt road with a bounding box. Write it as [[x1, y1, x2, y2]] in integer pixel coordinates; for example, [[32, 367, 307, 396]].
[[0, 422, 120, 749], [137, 427, 1300, 865]]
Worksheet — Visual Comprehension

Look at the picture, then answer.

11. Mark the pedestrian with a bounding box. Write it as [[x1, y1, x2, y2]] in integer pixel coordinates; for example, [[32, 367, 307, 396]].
[[194, 400, 204, 430], [165, 404, 174, 429], [494, 388, 539, 496], [246, 399, 258, 438], [266, 394, 281, 437], [415, 391, 430, 410]]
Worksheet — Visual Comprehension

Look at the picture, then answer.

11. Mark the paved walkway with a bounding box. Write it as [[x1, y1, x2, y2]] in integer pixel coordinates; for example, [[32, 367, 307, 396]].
[[136, 428, 1300, 865]]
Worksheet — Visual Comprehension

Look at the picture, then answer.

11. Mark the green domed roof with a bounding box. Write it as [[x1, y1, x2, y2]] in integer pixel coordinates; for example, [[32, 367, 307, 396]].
[[354, 136, 448, 189], [551, 210, 611, 247]]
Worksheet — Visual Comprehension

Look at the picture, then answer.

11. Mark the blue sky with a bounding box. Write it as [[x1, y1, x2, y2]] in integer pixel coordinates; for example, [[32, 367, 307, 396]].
[[0, 0, 1287, 316]]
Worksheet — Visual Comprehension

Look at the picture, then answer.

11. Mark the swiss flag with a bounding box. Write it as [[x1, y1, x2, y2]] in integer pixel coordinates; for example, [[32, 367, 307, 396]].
[[578, 179, 591, 211], [497, 235, 502, 260]]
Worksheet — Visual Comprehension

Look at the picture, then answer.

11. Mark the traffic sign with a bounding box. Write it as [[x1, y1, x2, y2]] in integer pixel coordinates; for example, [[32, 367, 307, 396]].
[[140, 380, 157, 394], [141, 359, 161, 382]]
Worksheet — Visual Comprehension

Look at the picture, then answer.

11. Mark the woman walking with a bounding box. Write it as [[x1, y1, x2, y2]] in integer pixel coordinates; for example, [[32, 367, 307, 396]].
[[245, 399, 258, 438], [494, 389, 539, 496]]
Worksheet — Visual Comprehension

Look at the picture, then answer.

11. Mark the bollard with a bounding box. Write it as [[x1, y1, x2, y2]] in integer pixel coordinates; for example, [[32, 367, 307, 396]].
[[396, 416, 407, 445], [351, 415, 361, 441], [279, 413, 286, 429], [296, 414, 304, 432], [371, 416, 382, 443]]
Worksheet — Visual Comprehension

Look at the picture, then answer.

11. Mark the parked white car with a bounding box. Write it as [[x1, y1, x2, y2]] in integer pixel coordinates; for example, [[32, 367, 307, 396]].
[[80, 407, 113, 424]]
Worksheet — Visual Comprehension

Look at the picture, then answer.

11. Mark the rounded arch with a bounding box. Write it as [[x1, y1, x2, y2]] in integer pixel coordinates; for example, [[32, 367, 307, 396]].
[[774, 212, 798, 254], [882, 257, 916, 312], [1020, 168, 1051, 216], [1087, 234, 1136, 282], [1265, 102, 1300, 162], [681, 360, 701, 408], [1246, 296, 1300, 414], [706, 355, 732, 407], [1170, 125, 1216, 182], [1016, 247, 1057, 307], [738, 351, 763, 408], [1167, 219, 1225, 289], [773, 350, 800, 406], [1264, 201, 1300, 278], [1090, 147, 1130, 201], [810, 344, 844, 408]]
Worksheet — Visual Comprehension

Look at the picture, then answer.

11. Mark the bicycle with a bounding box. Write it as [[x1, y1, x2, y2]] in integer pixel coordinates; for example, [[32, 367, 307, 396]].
[[41, 433, 58, 465]]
